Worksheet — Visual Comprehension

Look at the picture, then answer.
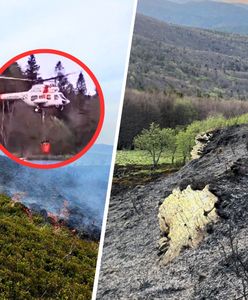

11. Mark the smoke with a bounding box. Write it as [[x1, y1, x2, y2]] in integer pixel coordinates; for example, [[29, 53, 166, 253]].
[[0, 144, 112, 239]]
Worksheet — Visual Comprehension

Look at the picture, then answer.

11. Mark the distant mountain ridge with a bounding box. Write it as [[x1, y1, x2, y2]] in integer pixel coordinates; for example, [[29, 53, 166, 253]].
[[138, 0, 248, 34], [127, 14, 248, 99]]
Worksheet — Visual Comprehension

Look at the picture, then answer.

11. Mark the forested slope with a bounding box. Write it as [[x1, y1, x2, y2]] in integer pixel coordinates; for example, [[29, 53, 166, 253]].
[[128, 14, 248, 99], [117, 15, 248, 149]]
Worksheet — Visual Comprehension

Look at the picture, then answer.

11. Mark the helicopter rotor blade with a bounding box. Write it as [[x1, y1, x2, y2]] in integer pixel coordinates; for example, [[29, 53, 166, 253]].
[[40, 72, 76, 83], [0, 76, 32, 82], [0, 72, 77, 84]]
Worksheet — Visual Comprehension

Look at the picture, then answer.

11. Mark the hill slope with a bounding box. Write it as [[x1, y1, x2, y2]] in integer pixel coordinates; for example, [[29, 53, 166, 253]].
[[127, 14, 248, 99], [138, 0, 248, 34], [97, 124, 248, 299], [0, 150, 111, 239], [0, 194, 98, 299]]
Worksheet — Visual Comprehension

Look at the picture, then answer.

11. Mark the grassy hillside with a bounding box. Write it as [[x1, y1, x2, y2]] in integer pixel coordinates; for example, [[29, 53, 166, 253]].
[[128, 14, 248, 99], [0, 194, 98, 299], [138, 0, 248, 34]]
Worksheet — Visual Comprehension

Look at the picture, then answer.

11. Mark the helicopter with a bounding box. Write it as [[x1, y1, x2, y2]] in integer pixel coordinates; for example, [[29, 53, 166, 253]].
[[0, 74, 72, 113]]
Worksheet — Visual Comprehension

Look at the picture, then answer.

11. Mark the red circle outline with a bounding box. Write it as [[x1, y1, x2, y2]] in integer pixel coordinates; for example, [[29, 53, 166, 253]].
[[0, 49, 105, 169]]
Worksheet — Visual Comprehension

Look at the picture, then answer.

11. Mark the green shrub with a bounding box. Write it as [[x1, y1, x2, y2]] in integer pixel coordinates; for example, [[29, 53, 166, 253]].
[[0, 195, 98, 299]]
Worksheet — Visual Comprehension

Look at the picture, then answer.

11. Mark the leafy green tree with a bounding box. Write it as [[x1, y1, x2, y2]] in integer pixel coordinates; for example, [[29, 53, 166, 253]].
[[176, 130, 194, 164], [25, 55, 40, 81], [162, 128, 177, 164], [134, 123, 167, 168]]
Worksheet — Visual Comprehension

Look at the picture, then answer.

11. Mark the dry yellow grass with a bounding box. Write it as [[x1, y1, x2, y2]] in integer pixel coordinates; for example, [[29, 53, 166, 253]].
[[158, 185, 218, 265]]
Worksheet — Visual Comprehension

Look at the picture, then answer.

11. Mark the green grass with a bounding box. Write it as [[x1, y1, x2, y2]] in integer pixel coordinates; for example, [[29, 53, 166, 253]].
[[0, 195, 98, 300], [116, 150, 181, 166], [117, 113, 248, 167], [114, 114, 248, 194]]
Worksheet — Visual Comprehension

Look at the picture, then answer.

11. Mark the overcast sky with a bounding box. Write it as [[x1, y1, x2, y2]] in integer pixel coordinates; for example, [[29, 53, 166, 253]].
[[0, 0, 136, 145]]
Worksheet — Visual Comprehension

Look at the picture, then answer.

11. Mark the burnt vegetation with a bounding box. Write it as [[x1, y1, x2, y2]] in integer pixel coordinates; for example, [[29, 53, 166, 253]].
[[98, 6, 248, 300], [98, 124, 248, 300], [0, 55, 100, 157]]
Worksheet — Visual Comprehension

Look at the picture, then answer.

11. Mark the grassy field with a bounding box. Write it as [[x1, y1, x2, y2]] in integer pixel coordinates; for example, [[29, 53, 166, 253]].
[[112, 150, 182, 195], [116, 150, 182, 166]]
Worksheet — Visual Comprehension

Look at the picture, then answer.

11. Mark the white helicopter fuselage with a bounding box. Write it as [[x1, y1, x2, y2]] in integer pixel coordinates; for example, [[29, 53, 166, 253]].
[[0, 84, 70, 108]]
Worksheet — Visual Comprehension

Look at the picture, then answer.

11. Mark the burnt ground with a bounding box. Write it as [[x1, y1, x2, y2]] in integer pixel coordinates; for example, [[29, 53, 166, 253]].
[[97, 124, 248, 300], [0, 145, 112, 241], [112, 164, 181, 196]]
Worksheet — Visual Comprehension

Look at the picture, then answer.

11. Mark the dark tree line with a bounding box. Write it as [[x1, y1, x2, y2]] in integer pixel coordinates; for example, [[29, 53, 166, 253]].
[[118, 89, 248, 149]]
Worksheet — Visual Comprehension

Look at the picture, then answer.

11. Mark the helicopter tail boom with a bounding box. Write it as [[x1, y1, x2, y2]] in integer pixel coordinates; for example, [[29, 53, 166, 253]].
[[0, 92, 26, 101]]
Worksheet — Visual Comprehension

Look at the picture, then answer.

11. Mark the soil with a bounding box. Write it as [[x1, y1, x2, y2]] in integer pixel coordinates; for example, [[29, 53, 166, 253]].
[[97, 124, 248, 300], [112, 164, 181, 196]]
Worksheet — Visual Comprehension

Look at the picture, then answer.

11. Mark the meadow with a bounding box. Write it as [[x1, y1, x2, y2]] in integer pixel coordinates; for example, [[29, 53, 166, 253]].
[[116, 150, 181, 166]]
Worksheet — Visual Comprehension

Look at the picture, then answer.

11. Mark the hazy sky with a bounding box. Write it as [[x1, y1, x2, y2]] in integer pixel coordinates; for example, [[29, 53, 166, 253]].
[[223, 0, 248, 3], [0, 0, 136, 145]]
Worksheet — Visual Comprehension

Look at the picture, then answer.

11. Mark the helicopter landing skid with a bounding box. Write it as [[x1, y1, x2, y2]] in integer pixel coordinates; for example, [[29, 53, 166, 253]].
[[55, 105, 64, 111], [34, 106, 42, 113]]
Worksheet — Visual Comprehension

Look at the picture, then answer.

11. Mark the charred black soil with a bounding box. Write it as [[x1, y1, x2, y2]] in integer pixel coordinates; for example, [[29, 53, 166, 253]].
[[97, 124, 248, 300], [112, 164, 181, 196]]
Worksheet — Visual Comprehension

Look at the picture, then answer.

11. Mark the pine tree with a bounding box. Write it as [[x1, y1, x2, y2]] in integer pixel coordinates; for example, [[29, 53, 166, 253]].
[[25, 55, 40, 81], [76, 72, 87, 95], [55, 61, 64, 77], [55, 61, 69, 92], [1, 63, 27, 93]]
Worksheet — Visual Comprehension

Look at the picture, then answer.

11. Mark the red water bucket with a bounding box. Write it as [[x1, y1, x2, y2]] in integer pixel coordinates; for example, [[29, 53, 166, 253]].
[[41, 142, 51, 154]]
